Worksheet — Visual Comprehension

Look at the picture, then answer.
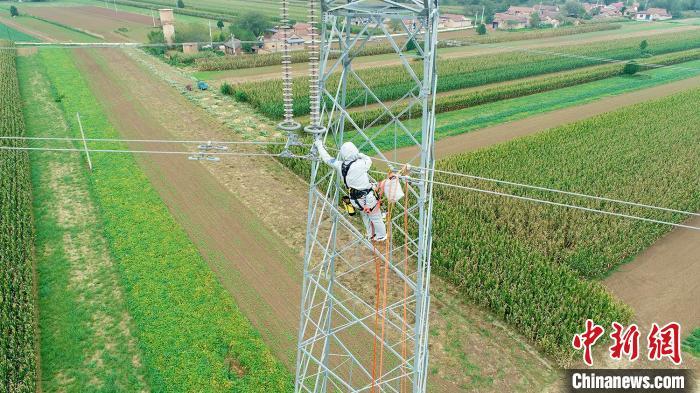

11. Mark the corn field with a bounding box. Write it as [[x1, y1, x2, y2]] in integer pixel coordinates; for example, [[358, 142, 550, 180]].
[[0, 42, 36, 393], [231, 29, 700, 119]]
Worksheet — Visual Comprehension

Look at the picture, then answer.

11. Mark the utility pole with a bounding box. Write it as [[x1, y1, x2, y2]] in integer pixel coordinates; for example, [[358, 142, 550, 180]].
[[294, 0, 439, 392], [208, 20, 212, 46], [151, 9, 156, 27], [113, 0, 117, 15], [482, 5, 486, 23]]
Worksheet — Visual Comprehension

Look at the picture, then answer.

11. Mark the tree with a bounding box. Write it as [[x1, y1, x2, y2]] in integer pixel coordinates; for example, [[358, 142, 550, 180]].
[[389, 19, 402, 33], [476, 23, 487, 35], [9, 6, 18, 17], [229, 25, 257, 52], [623, 60, 640, 75], [217, 20, 224, 30], [173, 22, 209, 43], [238, 11, 272, 37], [564, 0, 586, 17], [530, 12, 541, 27], [640, 39, 648, 54], [177, 0, 185, 8]]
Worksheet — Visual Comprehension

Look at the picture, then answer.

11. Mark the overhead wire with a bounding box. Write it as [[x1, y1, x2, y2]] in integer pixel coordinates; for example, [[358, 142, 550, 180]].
[[367, 156, 700, 219], [0, 145, 294, 158], [0, 135, 292, 146]]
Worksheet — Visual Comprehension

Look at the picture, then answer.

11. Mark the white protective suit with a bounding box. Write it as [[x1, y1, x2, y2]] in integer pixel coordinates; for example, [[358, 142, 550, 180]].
[[315, 140, 387, 241]]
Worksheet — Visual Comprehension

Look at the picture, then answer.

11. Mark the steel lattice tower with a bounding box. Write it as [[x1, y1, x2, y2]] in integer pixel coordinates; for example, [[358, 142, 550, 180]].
[[296, 1, 439, 392]]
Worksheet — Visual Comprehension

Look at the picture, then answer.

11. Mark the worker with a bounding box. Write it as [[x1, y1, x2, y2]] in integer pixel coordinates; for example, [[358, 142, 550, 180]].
[[314, 140, 387, 242]]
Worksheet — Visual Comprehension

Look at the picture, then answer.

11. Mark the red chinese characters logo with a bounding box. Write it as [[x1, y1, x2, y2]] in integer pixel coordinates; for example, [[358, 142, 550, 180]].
[[572, 319, 605, 366], [573, 321, 683, 366], [609, 322, 640, 361], [647, 322, 682, 365]]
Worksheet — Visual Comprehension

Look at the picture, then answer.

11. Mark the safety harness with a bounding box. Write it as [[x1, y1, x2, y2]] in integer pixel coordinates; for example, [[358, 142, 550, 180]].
[[341, 159, 378, 214]]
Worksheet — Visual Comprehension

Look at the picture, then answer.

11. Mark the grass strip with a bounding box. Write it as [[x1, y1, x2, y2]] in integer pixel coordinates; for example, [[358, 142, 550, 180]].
[[38, 47, 292, 392]]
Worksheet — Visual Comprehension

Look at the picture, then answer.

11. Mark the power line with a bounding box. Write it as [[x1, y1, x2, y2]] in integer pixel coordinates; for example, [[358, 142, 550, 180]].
[[0, 135, 290, 146], [368, 156, 700, 219], [422, 177, 700, 231], [0, 145, 293, 158]]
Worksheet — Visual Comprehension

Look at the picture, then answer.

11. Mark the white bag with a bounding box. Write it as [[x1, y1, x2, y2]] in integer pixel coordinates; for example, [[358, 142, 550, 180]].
[[382, 176, 405, 203]]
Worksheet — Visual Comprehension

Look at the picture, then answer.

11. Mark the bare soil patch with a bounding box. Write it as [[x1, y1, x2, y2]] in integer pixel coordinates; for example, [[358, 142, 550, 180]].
[[27, 6, 153, 42]]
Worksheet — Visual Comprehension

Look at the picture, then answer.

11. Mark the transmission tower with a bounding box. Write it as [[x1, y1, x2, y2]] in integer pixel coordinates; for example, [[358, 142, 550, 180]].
[[295, 1, 439, 392]]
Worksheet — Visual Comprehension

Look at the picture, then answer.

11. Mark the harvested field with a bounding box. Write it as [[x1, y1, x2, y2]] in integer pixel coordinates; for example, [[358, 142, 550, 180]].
[[26, 6, 156, 42]]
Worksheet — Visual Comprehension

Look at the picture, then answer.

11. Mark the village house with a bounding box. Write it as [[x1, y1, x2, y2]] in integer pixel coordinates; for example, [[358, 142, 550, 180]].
[[219, 36, 242, 55], [492, 4, 562, 29], [492, 12, 530, 29], [257, 22, 311, 54], [636, 7, 672, 21], [439, 13, 473, 29]]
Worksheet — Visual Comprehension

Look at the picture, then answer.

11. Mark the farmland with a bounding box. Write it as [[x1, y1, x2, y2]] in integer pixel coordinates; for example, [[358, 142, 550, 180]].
[[17, 47, 292, 391], [0, 40, 36, 393], [231, 29, 700, 119], [2, 1, 700, 390]]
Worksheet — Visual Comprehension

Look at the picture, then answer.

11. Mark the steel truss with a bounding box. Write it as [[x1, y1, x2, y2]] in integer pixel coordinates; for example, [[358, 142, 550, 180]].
[[296, 1, 439, 392]]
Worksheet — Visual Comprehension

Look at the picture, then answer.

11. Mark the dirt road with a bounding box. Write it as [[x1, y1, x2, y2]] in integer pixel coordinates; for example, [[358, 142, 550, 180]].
[[390, 73, 700, 163], [605, 217, 700, 331]]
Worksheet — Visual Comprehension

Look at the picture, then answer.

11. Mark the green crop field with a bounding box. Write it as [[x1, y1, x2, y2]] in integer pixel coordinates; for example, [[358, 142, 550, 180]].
[[31, 48, 292, 391], [0, 22, 37, 42], [103, 0, 308, 20], [356, 53, 700, 152], [232, 29, 700, 119], [270, 85, 700, 364], [0, 41, 37, 393], [432, 87, 700, 360]]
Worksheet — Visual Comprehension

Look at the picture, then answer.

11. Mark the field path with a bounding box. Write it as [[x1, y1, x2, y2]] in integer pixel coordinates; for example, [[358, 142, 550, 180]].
[[70, 46, 560, 391], [390, 73, 700, 163], [604, 217, 700, 332]]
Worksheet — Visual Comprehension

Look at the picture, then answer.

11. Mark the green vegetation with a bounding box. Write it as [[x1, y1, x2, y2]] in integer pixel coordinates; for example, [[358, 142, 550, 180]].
[[270, 86, 700, 365], [0, 22, 37, 42], [232, 29, 700, 119], [17, 50, 151, 392], [38, 48, 292, 391], [9, 5, 18, 17], [358, 56, 700, 152], [682, 328, 700, 358], [0, 41, 36, 393], [467, 22, 621, 44], [432, 87, 700, 361]]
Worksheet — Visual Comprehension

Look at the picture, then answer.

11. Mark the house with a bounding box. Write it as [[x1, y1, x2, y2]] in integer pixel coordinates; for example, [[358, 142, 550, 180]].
[[506, 6, 537, 16], [636, 7, 672, 21], [492, 12, 530, 29], [439, 13, 472, 29], [182, 42, 199, 54], [220, 37, 241, 55], [259, 31, 306, 53]]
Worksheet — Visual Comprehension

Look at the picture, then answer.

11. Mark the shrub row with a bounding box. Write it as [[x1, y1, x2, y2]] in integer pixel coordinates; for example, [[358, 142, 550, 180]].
[[466, 22, 622, 44], [40, 48, 292, 392], [231, 29, 700, 119], [0, 41, 36, 393]]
